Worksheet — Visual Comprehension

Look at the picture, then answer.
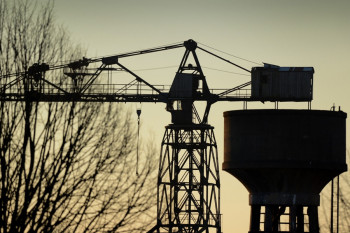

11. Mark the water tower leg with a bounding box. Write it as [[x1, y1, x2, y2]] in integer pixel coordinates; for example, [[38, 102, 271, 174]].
[[248, 204, 320, 233], [308, 206, 319, 233], [263, 206, 274, 231], [296, 206, 304, 232], [289, 206, 297, 232], [250, 205, 261, 232]]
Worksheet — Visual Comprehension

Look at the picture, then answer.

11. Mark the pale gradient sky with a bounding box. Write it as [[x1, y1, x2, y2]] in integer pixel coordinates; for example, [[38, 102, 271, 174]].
[[54, 0, 350, 232]]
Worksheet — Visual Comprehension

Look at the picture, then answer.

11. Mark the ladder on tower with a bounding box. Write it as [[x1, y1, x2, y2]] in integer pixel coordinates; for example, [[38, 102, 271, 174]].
[[330, 176, 340, 233]]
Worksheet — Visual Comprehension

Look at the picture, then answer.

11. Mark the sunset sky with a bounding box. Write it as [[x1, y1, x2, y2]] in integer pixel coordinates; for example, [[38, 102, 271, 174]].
[[54, 0, 350, 231]]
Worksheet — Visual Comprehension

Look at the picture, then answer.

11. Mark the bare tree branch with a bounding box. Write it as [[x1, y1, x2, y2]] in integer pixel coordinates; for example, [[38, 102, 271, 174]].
[[0, 0, 157, 232], [320, 151, 350, 233]]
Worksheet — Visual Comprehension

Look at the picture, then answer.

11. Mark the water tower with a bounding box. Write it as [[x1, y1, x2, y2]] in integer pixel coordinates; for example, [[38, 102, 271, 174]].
[[223, 109, 347, 232]]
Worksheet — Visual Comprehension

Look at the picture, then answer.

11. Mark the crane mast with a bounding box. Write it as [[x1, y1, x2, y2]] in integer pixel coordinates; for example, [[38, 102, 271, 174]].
[[154, 40, 221, 233], [0, 39, 313, 233]]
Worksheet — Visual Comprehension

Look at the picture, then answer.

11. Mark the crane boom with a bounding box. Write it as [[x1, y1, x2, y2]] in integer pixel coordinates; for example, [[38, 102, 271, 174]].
[[0, 40, 251, 105]]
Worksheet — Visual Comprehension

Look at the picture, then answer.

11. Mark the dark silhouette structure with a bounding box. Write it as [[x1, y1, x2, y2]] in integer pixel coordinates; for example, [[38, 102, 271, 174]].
[[223, 110, 347, 233], [1, 39, 318, 232]]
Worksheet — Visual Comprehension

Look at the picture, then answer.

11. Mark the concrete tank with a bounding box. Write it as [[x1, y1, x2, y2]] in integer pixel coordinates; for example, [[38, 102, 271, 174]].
[[223, 109, 347, 233]]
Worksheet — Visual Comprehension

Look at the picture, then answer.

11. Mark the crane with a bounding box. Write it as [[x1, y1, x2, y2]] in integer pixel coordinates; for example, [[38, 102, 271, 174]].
[[0, 39, 313, 233]]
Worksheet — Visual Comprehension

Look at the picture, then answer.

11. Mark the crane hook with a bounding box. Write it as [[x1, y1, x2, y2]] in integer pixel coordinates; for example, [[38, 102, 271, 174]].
[[136, 106, 141, 176]]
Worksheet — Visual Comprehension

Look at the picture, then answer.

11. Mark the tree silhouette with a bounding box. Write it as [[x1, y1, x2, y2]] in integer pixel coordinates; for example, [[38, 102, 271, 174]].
[[0, 0, 157, 232], [320, 151, 350, 233]]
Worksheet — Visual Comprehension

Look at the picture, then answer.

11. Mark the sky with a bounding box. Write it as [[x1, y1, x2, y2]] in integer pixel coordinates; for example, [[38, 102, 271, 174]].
[[53, 0, 350, 232]]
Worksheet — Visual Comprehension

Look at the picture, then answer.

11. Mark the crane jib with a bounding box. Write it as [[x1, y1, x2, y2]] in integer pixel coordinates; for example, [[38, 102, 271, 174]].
[[0, 39, 313, 106]]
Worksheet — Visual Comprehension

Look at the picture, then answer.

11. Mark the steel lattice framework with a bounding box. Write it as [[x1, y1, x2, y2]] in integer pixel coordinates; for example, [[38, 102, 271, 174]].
[[157, 125, 220, 233]]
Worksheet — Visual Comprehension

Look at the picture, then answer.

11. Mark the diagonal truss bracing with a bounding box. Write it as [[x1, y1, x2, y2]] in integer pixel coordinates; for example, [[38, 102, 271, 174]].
[[157, 125, 221, 233]]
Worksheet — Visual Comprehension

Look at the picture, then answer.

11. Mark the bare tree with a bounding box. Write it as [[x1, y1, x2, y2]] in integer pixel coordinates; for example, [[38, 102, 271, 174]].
[[0, 0, 157, 232], [320, 151, 350, 233]]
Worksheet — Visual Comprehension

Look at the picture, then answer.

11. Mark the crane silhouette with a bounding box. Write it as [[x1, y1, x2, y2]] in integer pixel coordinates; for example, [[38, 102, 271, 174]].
[[0, 39, 313, 233]]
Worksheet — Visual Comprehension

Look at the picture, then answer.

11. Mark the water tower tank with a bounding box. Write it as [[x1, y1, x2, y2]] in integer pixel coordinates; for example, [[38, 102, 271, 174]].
[[223, 109, 347, 233]]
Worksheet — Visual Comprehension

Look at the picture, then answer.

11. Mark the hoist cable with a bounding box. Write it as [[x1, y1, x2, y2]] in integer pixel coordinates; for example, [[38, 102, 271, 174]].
[[89, 41, 184, 62], [198, 42, 262, 65], [198, 46, 251, 73], [202, 66, 250, 76], [136, 108, 141, 176], [131, 65, 177, 72]]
